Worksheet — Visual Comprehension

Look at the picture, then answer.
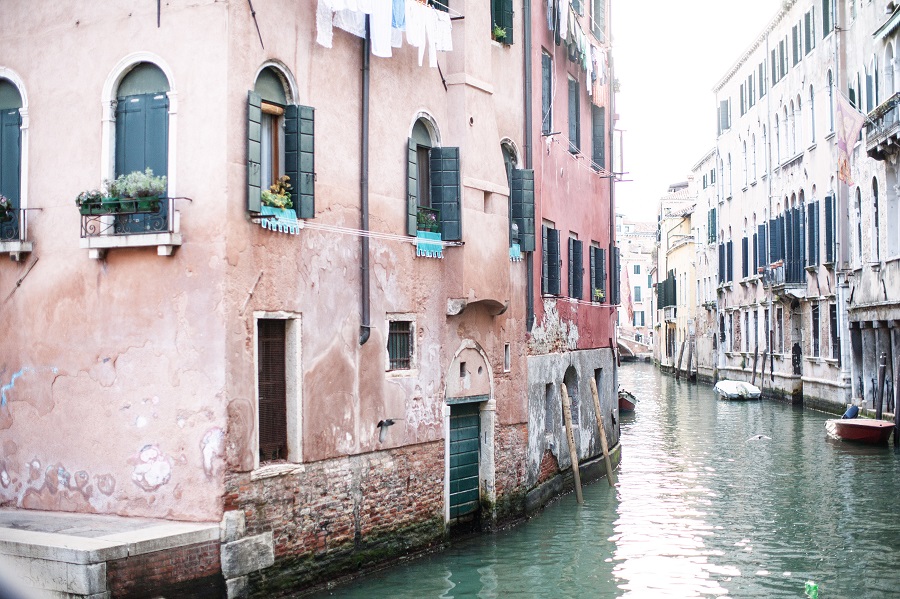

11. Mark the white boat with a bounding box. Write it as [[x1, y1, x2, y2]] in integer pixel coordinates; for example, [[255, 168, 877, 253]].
[[714, 380, 762, 400]]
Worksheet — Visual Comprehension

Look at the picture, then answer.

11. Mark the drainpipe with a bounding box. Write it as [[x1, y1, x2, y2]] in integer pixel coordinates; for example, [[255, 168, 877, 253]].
[[359, 20, 371, 346], [524, 0, 535, 331]]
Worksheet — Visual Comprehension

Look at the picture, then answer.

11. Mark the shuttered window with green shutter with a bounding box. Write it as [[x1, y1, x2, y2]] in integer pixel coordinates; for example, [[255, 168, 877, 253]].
[[115, 92, 169, 234], [592, 0, 606, 41], [568, 238, 583, 299], [0, 107, 21, 241], [591, 105, 605, 169], [510, 169, 535, 251], [490, 0, 514, 45], [542, 226, 561, 295], [824, 195, 835, 264], [568, 78, 580, 153], [542, 53, 553, 135], [430, 147, 462, 241], [248, 92, 315, 218], [708, 208, 717, 244]]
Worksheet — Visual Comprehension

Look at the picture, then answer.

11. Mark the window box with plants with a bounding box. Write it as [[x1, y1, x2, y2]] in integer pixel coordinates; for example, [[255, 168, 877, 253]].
[[416, 206, 440, 233], [76, 169, 167, 216], [261, 176, 294, 215], [0, 195, 13, 223]]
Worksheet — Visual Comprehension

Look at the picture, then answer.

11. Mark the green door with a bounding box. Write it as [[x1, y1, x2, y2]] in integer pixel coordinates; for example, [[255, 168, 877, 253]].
[[449, 402, 480, 519]]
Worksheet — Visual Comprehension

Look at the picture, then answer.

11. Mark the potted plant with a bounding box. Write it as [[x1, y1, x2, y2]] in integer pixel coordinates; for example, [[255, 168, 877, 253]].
[[105, 168, 167, 213], [593, 288, 605, 302], [0, 194, 12, 222], [416, 206, 439, 232], [75, 190, 104, 216], [492, 24, 506, 42], [261, 175, 293, 210]]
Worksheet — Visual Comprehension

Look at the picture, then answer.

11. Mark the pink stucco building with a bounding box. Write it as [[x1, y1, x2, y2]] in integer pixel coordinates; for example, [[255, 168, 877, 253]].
[[0, 1, 618, 595]]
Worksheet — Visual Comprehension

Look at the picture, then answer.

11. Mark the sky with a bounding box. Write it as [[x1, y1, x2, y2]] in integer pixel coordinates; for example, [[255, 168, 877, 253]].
[[612, 0, 784, 221]]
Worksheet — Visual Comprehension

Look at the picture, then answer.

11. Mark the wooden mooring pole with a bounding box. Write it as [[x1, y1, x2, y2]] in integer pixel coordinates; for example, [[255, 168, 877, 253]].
[[560, 383, 583, 504], [876, 353, 887, 421], [589, 377, 617, 487], [759, 347, 768, 391], [751, 347, 759, 386], [676, 341, 686, 380], [895, 360, 900, 447], [686, 340, 695, 381]]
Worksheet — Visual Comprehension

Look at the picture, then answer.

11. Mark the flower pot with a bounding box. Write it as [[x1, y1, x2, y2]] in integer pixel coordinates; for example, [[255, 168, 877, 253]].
[[119, 198, 138, 213], [1, 210, 13, 223], [137, 196, 160, 213], [78, 204, 91, 216]]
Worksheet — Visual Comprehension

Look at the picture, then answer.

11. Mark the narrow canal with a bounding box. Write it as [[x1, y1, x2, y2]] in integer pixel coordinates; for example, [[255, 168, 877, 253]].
[[312, 363, 900, 598]]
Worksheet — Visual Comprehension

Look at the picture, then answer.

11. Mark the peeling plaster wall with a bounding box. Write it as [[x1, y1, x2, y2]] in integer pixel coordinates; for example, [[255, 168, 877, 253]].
[[0, 1, 230, 520], [221, 0, 530, 474], [525, 348, 617, 488]]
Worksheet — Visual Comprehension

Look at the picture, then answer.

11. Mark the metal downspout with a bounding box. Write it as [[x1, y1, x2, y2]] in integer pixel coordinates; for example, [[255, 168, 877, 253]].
[[360, 20, 371, 346], [524, 0, 535, 331]]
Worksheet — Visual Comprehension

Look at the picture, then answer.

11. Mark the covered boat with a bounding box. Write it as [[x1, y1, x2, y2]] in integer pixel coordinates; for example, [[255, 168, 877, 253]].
[[618, 388, 636, 412], [825, 419, 895, 444], [714, 380, 761, 400]]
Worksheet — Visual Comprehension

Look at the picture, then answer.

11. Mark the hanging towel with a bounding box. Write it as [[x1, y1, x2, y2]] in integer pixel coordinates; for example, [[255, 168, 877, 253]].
[[559, 0, 569, 41], [334, 8, 366, 38], [585, 44, 593, 95], [316, 0, 335, 48], [391, 27, 404, 48], [370, 0, 394, 57], [406, 0, 425, 48], [434, 10, 453, 52], [356, 0, 374, 12], [419, 5, 438, 67], [416, 231, 443, 258], [393, 0, 406, 28]]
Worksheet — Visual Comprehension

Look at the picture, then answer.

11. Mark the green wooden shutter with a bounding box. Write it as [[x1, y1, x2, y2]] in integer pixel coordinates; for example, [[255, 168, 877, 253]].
[[568, 78, 579, 152], [285, 105, 316, 219], [568, 238, 574, 297], [500, 0, 514, 45], [115, 92, 169, 233], [406, 138, 418, 236], [592, 0, 606, 40], [510, 169, 535, 251], [758, 223, 767, 267], [824, 194, 834, 263], [611, 245, 620, 304], [430, 147, 462, 241], [248, 91, 262, 213], [542, 225, 549, 294], [589, 247, 597, 301], [0, 109, 21, 206], [708, 208, 717, 244], [598, 247, 607, 297], [548, 228, 561, 295], [541, 54, 552, 134], [573, 239, 583, 299], [592, 105, 605, 168]]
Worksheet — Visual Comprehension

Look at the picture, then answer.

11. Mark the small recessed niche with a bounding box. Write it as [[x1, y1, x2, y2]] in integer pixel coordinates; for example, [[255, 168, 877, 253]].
[[460, 362, 466, 377]]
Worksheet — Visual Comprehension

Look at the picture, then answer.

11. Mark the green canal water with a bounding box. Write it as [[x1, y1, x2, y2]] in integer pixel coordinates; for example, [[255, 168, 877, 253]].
[[311, 363, 900, 598]]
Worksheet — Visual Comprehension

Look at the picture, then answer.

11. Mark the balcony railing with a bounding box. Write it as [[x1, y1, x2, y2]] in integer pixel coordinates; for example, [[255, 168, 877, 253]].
[[79, 197, 183, 258], [664, 306, 676, 323], [0, 209, 34, 261], [867, 92, 900, 160]]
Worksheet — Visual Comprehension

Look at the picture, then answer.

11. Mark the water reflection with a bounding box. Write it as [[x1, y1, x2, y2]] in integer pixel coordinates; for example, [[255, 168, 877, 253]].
[[310, 363, 900, 598]]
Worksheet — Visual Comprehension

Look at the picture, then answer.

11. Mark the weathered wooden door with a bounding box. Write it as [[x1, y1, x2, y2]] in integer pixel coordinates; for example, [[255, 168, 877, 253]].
[[449, 403, 480, 519]]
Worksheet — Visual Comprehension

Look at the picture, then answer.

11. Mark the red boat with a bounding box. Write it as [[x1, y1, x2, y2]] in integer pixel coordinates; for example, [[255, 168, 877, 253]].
[[825, 419, 896, 444], [618, 389, 636, 412]]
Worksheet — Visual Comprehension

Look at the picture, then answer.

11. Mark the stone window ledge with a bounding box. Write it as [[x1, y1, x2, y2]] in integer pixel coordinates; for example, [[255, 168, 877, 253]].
[[0, 240, 34, 262], [80, 232, 182, 260]]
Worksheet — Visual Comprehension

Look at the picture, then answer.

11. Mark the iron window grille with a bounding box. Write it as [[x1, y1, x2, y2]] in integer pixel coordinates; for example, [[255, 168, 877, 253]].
[[388, 321, 413, 370]]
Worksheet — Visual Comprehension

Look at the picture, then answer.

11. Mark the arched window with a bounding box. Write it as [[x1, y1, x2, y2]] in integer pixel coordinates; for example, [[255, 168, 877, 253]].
[[742, 140, 748, 187], [113, 62, 171, 233], [727, 153, 733, 197], [795, 95, 802, 150], [827, 70, 835, 132], [406, 114, 461, 240], [248, 64, 315, 218], [751, 134, 757, 181], [775, 118, 781, 164], [0, 75, 24, 243], [502, 140, 534, 251], [886, 43, 896, 97], [809, 85, 816, 144], [855, 187, 863, 262], [872, 177, 880, 260]]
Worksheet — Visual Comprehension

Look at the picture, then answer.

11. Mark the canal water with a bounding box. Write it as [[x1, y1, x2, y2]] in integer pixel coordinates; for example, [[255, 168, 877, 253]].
[[311, 363, 900, 598]]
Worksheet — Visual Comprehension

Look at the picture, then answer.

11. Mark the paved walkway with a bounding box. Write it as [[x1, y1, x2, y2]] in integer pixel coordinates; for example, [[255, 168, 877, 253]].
[[0, 508, 219, 597]]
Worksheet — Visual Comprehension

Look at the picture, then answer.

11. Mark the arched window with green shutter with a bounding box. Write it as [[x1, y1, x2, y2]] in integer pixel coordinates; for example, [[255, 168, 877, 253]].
[[248, 66, 315, 219], [114, 62, 170, 234], [1, 78, 23, 242]]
